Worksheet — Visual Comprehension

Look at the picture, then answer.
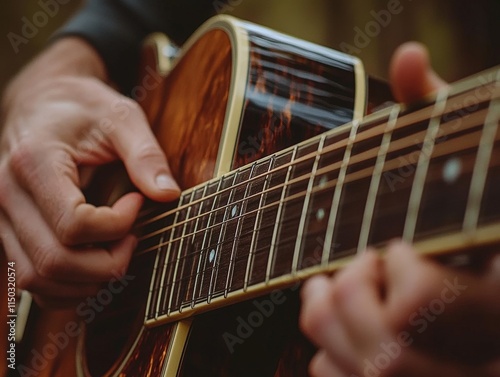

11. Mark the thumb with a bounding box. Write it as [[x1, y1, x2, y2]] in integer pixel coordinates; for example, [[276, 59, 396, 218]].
[[109, 102, 181, 201], [389, 42, 448, 104]]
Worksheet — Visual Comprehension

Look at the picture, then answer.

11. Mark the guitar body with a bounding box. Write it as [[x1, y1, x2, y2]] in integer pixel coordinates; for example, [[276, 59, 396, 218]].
[[8, 15, 500, 377], [9, 16, 371, 377]]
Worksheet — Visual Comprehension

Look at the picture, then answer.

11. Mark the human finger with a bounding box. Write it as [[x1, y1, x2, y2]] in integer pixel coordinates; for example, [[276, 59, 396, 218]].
[[1, 181, 137, 283], [308, 350, 348, 377], [389, 41, 448, 103], [0, 211, 101, 300], [382, 240, 480, 332], [8, 147, 144, 245], [382, 240, 443, 326], [332, 250, 391, 356], [302, 251, 391, 376], [106, 98, 180, 201], [300, 275, 361, 373]]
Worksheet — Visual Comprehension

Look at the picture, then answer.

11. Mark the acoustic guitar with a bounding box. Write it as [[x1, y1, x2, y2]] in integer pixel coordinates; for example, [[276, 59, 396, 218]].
[[2, 15, 500, 377]]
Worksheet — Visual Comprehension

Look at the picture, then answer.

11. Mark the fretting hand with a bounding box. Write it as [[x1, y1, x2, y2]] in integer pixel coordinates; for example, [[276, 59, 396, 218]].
[[299, 42, 500, 377]]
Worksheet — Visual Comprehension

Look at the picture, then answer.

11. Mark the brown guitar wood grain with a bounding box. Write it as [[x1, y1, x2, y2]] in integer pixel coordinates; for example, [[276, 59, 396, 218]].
[[86, 27, 235, 377], [148, 29, 233, 189], [7, 15, 372, 377], [8, 14, 500, 377], [112, 325, 175, 377]]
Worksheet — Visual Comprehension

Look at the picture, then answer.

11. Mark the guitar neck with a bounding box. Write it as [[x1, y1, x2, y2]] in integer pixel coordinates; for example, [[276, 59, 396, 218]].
[[139, 65, 500, 327]]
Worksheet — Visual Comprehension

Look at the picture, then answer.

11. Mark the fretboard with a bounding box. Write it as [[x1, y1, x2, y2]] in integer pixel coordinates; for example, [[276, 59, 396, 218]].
[[141, 66, 500, 326]]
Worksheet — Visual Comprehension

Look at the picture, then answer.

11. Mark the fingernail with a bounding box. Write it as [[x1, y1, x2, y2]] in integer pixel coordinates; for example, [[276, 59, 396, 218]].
[[155, 174, 179, 191]]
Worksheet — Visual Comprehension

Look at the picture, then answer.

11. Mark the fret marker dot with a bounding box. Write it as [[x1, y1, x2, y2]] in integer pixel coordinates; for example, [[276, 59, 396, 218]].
[[319, 176, 328, 189], [316, 208, 326, 221], [231, 205, 238, 218], [443, 157, 462, 184], [209, 249, 216, 264]]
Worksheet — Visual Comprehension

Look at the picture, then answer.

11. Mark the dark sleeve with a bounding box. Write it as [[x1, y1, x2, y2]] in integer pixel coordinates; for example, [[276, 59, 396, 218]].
[[57, 0, 222, 93]]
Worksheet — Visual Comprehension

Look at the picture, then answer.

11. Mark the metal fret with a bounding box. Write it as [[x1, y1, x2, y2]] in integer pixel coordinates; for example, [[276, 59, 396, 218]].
[[357, 106, 400, 253], [463, 88, 500, 233], [154, 194, 189, 318], [243, 157, 278, 290], [291, 136, 326, 274], [207, 172, 239, 303], [187, 185, 210, 309], [145, 225, 167, 320], [224, 169, 252, 296], [264, 149, 296, 282], [403, 89, 449, 242], [152, 230, 170, 319], [167, 185, 209, 315], [140, 65, 500, 329], [165, 192, 197, 315], [192, 177, 224, 306], [322, 120, 360, 265]]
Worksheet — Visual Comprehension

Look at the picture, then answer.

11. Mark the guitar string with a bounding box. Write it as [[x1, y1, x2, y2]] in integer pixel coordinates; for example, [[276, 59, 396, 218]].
[[135, 97, 496, 251], [150, 125, 499, 315], [166, 106, 490, 246], [144, 129, 492, 318], [141, 120, 496, 306], [135, 83, 498, 232], [145, 76, 500, 314], [133, 78, 496, 253], [136, 79, 500, 223], [137, 78, 500, 226], [153, 127, 493, 266], [147, 90, 500, 312]]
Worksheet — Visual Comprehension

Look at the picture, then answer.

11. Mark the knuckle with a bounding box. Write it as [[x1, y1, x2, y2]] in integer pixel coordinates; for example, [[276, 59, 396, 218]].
[[55, 218, 83, 246], [113, 97, 144, 122], [134, 141, 165, 163], [9, 137, 38, 177], [32, 243, 62, 278], [122, 97, 142, 113], [55, 214, 82, 245]]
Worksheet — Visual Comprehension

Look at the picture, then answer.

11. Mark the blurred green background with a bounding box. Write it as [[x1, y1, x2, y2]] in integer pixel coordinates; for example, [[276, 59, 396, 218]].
[[1, 0, 499, 93]]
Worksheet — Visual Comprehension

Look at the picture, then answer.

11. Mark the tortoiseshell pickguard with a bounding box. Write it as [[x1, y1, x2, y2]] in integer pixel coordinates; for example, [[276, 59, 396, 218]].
[[234, 24, 358, 168]]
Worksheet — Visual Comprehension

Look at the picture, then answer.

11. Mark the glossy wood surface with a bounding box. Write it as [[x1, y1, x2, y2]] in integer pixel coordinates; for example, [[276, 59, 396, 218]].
[[17, 14, 500, 377], [113, 17, 361, 377], [177, 289, 315, 377], [85, 27, 235, 376], [233, 22, 359, 168], [147, 29, 233, 188], [112, 325, 175, 377]]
